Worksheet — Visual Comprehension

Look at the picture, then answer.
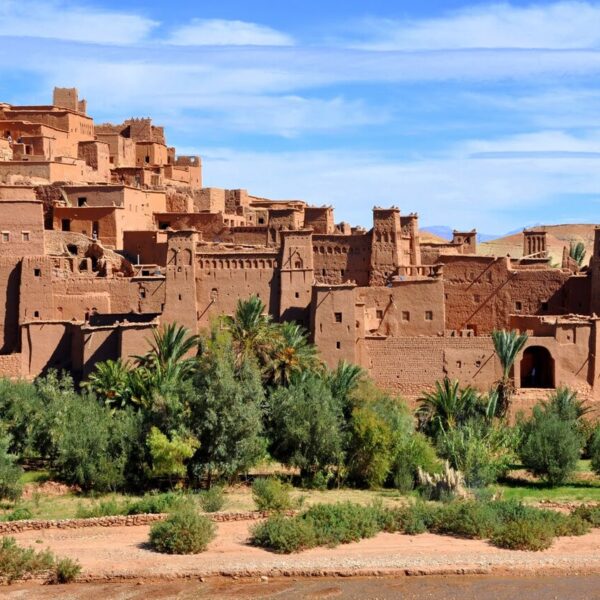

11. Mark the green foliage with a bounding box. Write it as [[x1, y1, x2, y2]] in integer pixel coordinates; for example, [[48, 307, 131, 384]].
[[543, 387, 590, 422], [0, 433, 22, 501], [392, 433, 441, 492], [0, 536, 55, 583], [52, 396, 140, 492], [589, 427, 600, 476], [189, 334, 266, 484], [82, 359, 136, 410], [519, 405, 583, 486], [570, 241, 586, 267], [268, 372, 344, 481], [199, 486, 226, 513], [269, 322, 320, 386], [436, 423, 515, 488], [251, 515, 317, 554], [491, 329, 529, 415], [3, 507, 33, 522], [149, 503, 215, 554], [252, 477, 294, 512], [146, 426, 199, 481], [571, 503, 600, 527], [491, 518, 556, 551], [53, 557, 81, 584], [76, 492, 182, 518], [417, 378, 481, 436]]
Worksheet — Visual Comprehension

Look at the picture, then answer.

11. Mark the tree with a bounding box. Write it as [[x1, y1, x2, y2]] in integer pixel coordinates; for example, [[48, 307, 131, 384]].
[[543, 386, 590, 422], [146, 426, 199, 484], [268, 372, 344, 482], [134, 323, 200, 400], [491, 329, 528, 417], [416, 378, 480, 437], [269, 322, 320, 386], [82, 359, 135, 410], [0, 432, 22, 501], [188, 335, 266, 486], [327, 361, 364, 418], [224, 296, 275, 368], [519, 405, 582, 486], [569, 241, 586, 267]]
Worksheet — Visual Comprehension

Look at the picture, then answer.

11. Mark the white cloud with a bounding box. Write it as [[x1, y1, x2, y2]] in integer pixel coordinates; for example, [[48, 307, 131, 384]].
[[0, 0, 157, 44], [352, 2, 600, 50], [167, 19, 293, 46]]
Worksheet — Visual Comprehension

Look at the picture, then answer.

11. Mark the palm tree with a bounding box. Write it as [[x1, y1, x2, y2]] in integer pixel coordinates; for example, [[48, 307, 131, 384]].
[[224, 296, 275, 367], [491, 329, 528, 417], [327, 360, 364, 417], [569, 241, 586, 267], [134, 323, 200, 399], [269, 322, 321, 386], [417, 378, 480, 436], [544, 386, 591, 421], [83, 359, 136, 409]]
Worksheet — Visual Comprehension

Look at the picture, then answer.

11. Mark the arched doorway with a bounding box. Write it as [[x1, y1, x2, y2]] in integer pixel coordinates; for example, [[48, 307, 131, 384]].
[[520, 346, 554, 389]]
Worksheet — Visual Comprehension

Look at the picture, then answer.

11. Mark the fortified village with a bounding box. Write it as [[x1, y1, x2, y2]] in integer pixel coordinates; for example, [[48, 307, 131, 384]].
[[0, 88, 598, 408]]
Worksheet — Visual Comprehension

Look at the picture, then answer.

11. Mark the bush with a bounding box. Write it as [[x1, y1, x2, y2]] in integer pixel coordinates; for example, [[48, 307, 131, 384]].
[[149, 504, 215, 554], [252, 478, 294, 512], [0, 433, 23, 502], [572, 503, 600, 527], [491, 517, 555, 551], [251, 515, 316, 553], [126, 492, 181, 515], [199, 486, 226, 513], [76, 498, 122, 519], [3, 507, 33, 522], [392, 433, 440, 493], [303, 502, 381, 546], [0, 536, 55, 583], [53, 557, 81, 584], [589, 427, 600, 476], [519, 408, 582, 486]]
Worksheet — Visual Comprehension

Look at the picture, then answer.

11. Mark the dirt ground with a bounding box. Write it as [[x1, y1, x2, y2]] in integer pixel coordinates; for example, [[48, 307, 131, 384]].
[[5, 520, 600, 583]]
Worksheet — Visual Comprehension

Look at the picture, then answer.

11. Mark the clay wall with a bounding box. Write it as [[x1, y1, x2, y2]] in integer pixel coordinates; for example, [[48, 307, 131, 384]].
[[97, 133, 136, 168], [0, 138, 12, 161], [311, 284, 361, 368], [195, 251, 280, 328], [304, 207, 334, 234], [357, 279, 445, 337], [441, 255, 571, 334], [123, 231, 168, 265], [0, 160, 89, 185], [123, 118, 165, 144], [370, 208, 403, 285], [195, 188, 226, 213], [77, 141, 110, 181], [20, 321, 76, 377], [0, 353, 22, 378], [136, 142, 168, 167], [312, 234, 371, 286]]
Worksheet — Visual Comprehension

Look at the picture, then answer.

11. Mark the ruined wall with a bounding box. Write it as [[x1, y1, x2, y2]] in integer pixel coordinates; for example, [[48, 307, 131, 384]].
[[304, 207, 334, 234]]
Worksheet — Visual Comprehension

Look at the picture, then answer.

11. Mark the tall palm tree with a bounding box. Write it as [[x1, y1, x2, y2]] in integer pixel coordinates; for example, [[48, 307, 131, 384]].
[[417, 378, 479, 436], [269, 322, 321, 386], [569, 241, 586, 267], [327, 360, 364, 417], [134, 323, 200, 398], [224, 296, 275, 367], [491, 329, 528, 417]]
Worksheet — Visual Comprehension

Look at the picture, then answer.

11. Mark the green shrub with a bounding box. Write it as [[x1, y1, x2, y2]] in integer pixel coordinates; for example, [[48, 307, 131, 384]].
[[0, 434, 23, 502], [589, 427, 600, 476], [303, 502, 380, 546], [572, 504, 600, 527], [252, 478, 294, 512], [392, 433, 440, 493], [432, 501, 500, 539], [519, 408, 582, 486], [149, 504, 215, 554], [392, 502, 437, 535], [0, 536, 55, 583], [53, 557, 81, 584], [199, 486, 226, 513], [126, 492, 181, 515], [491, 517, 555, 551], [4, 507, 33, 522], [251, 515, 317, 553]]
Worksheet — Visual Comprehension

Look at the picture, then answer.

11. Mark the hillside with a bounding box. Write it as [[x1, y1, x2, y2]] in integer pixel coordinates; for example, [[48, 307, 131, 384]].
[[479, 224, 597, 266]]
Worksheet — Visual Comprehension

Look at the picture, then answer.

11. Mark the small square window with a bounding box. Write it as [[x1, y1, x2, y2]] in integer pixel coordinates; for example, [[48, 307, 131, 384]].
[[336, 341, 341, 349], [425, 310, 433, 321], [34, 268, 41, 277], [541, 301, 548, 311], [402, 311, 410, 321], [295, 292, 300, 298], [1, 232, 9, 243], [77, 197, 87, 207], [22, 231, 30, 242], [515, 301, 523, 312], [33, 310, 39, 318], [334, 312, 342, 323], [376, 309, 383, 319]]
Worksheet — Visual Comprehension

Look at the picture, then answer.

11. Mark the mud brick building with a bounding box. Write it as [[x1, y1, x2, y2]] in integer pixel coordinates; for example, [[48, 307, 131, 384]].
[[1, 88, 600, 407]]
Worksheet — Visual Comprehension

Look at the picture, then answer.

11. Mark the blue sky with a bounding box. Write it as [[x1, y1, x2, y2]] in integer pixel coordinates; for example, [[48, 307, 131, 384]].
[[1, 1, 600, 234]]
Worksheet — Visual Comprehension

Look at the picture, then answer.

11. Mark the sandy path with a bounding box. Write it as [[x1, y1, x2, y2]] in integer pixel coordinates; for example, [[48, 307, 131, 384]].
[[8, 521, 600, 581]]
